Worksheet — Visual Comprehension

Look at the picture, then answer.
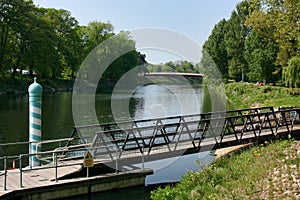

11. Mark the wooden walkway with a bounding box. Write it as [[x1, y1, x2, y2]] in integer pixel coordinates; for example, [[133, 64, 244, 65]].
[[0, 160, 81, 196]]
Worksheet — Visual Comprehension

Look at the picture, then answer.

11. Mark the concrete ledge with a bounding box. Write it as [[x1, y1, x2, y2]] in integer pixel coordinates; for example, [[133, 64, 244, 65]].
[[2, 168, 153, 200]]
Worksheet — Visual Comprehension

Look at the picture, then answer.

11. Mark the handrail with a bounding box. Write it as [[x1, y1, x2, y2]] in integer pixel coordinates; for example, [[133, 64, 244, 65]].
[[35, 138, 74, 161], [0, 138, 74, 148], [73, 107, 275, 130], [1, 143, 146, 190]]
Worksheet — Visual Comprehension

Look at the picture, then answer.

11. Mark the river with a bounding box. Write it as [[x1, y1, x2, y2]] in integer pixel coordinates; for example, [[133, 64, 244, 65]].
[[0, 83, 216, 199]]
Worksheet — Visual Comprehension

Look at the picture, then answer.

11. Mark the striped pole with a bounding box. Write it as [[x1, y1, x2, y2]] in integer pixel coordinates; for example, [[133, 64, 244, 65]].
[[28, 77, 43, 167]]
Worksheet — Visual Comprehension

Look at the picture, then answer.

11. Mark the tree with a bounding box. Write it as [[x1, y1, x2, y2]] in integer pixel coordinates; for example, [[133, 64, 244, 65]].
[[0, 0, 37, 74], [246, 0, 300, 68], [225, 0, 251, 81], [202, 19, 228, 79], [245, 31, 279, 84], [40, 8, 79, 79], [84, 21, 114, 52], [283, 57, 300, 88]]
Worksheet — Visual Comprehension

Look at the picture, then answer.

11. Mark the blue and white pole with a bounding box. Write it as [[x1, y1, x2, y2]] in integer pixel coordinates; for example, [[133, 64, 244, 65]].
[[28, 77, 43, 167]]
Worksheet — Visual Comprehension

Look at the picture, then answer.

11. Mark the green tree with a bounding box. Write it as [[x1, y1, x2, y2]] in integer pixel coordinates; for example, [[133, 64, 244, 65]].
[[283, 57, 300, 88], [202, 19, 228, 79], [245, 31, 279, 84], [40, 8, 79, 79], [84, 21, 114, 52], [246, 0, 300, 68], [225, 0, 251, 81], [0, 0, 36, 74], [61, 26, 86, 79]]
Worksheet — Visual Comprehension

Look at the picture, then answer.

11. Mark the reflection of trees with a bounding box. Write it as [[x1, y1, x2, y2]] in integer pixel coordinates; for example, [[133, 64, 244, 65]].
[[132, 97, 145, 115]]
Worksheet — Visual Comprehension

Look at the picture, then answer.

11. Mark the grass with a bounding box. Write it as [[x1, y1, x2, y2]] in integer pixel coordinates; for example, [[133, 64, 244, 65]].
[[150, 139, 300, 200], [225, 82, 300, 109]]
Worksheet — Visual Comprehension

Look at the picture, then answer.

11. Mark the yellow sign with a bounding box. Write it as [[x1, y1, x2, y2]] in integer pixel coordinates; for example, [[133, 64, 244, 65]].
[[83, 151, 94, 168]]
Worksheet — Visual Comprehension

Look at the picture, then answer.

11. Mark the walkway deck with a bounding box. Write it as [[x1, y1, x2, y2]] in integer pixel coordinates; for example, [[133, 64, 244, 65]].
[[0, 159, 81, 196], [0, 167, 152, 200]]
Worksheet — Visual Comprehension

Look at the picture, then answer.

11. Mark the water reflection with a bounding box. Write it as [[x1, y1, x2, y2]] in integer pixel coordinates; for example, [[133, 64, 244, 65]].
[[133, 84, 203, 120]]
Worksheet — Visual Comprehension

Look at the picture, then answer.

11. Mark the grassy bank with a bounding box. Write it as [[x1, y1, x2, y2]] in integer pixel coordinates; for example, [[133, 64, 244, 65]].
[[151, 139, 300, 200], [225, 82, 300, 109], [0, 76, 74, 94]]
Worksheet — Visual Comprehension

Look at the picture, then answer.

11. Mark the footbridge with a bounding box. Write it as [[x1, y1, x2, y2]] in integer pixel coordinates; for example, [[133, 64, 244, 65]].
[[0, 106, 299, 198], [67, 106, 300, 164], [143, 72, 204, 78]]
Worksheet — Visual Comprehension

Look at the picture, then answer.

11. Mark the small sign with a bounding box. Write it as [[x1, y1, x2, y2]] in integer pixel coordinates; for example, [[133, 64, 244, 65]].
[[83, 151, 94, 168]]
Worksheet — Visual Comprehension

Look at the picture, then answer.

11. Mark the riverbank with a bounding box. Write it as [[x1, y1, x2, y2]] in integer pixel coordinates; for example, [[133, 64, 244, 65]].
[[150, 139, 300, 199], [0, 76, 74, 95], [225, 82, 300, 109], [0, 75, 197, 95]]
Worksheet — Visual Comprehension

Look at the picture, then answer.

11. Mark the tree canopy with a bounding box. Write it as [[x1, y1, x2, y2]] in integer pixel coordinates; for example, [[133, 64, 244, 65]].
[[0, 0, 146, 81], [202, 0, 300, 87]]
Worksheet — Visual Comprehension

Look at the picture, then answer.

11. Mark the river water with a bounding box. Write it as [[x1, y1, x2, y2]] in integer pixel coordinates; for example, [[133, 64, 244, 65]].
[[0, 84, 216, 199]]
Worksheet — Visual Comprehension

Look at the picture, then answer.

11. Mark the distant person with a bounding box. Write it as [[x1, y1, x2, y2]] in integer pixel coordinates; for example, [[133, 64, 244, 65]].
[[256, 81, 262, 86]]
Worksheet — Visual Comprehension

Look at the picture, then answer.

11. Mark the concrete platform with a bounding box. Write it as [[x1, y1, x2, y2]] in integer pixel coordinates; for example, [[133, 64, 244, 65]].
[[0, 168, 153, 200]]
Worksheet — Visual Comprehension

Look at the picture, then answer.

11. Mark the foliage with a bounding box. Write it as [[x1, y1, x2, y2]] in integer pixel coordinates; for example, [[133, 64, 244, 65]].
[[147, 60, 197, 73], [151, 140, 300, 200], [244, 31, 279, 84], [202, 0, 300, 87], [224, 0, 250, 82], [283, 57, 300, 88], [0, 0, 146, 83], [246, 0, 300, 68], [202, 19, 228, 79]]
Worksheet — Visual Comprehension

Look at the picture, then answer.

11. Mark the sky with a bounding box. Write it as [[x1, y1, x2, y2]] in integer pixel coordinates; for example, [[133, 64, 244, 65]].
[[33, 0, 241, 64]]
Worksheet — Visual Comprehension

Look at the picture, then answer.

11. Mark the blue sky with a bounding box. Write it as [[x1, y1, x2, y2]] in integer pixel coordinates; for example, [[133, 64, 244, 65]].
[[33, 0, 241, 64]]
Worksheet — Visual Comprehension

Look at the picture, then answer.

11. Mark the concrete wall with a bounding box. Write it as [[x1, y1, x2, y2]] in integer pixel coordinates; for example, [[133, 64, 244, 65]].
[[3, 169, 153, 200]]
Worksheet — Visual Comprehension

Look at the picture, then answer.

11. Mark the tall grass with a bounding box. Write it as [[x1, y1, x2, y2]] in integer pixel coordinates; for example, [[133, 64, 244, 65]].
[[150, 139, 300, 200]]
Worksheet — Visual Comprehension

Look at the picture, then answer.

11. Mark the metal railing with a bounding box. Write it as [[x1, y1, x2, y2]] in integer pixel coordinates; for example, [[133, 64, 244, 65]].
[[0, 142, 146, 191], [69, 107, 300, 158]]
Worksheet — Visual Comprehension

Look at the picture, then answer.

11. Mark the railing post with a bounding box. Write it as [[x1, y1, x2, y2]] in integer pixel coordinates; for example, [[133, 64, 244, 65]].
[[54, 152, 58, 182], [3, 157, 7, 191], [142, 144, 145, 170], [19, 155, 23, 188], [115, 147, 118, 173]]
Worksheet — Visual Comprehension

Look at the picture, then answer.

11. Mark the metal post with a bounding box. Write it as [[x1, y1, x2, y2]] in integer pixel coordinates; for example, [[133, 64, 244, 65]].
[[54, 152, 58, 182], [19, 155, 23, 188], [87, 167, 89, 178], [142, 144, 145, 170], [115, 147, 118, 173], [3, 157, 7, 191], [28, 77, 43, 167]]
